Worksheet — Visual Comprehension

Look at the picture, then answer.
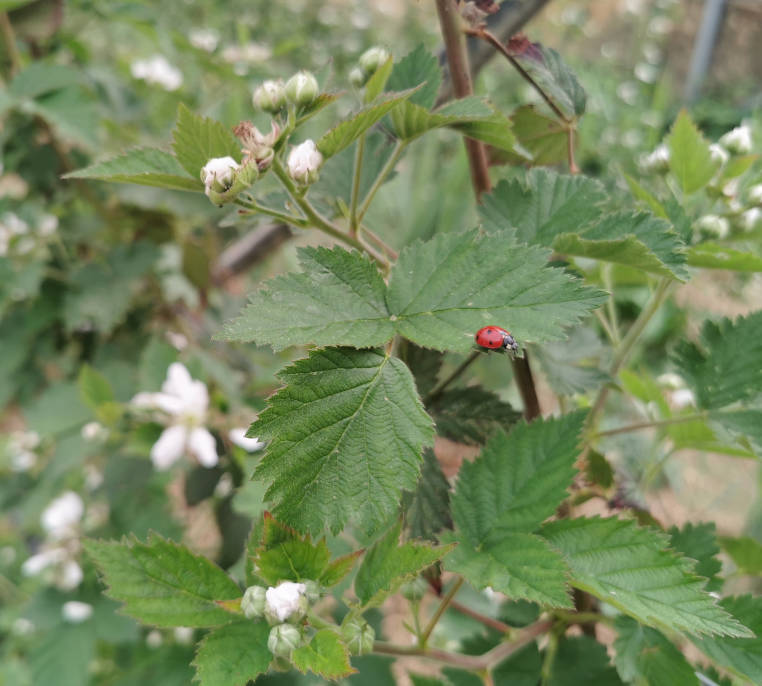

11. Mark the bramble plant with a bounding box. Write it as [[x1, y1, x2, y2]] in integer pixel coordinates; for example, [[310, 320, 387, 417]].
[[5, 1, 762, 685]]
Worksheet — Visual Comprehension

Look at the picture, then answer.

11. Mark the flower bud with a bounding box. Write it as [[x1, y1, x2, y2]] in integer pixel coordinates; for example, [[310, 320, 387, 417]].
[[747, 184, 762, 206], [741, 207, 762, 232], [341, 617, 375, 655], [719, 125, 753, 155], [400, 576, 428, 602], [638, 144, 670, 174], [285, 70, 319, 107], [349, 66, 366, 88], [287, 140, 323, 185], [359, 46, 390, 76], [202, 157, 257, 206], [241, 585, 267, 619], [253, 79, 286, 113], [267, 623, 302, 658], [303, 579, 322, 604], [696, 214, 729, 239], [708, 144, 729, 168]]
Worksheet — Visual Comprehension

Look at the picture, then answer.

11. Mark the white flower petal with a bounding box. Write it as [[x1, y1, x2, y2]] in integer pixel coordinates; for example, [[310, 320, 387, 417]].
[[41, 492, 84, 539], [162, 362, 194, 397], [58, 560, 84, 591], [265, 582, 306, 622], [189, 427, 218, 468], [131, 392, 160, 408], [229, 427, 264, 452], [62, 601, 93, 623], [151, 425, 188, 470], [151, 392, 187, 416], [22, 548, 64, 576]]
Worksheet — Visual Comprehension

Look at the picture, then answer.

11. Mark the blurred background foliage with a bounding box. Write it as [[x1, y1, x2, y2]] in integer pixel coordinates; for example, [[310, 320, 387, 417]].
[[1, 1, 761, 684]]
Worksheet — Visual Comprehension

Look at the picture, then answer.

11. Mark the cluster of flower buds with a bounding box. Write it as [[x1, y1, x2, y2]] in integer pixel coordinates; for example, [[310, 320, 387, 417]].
[[252, 71, 319, 113], [719, 124, 753, 156], [349, 46, 390, 88], [200, 156, 257, 206], [639, 143, 670, 174]]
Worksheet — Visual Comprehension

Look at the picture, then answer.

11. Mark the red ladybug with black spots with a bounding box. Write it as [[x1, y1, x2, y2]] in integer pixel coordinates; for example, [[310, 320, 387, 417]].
[[475, 326, 519, 353]]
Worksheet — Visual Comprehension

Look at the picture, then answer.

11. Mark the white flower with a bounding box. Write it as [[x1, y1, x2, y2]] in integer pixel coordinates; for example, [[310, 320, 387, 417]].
[[22, 549, 83, 591], [265, 581, 307, 622], [42, 491, 84, 540], [130, 55, 183, 91], [741, 207, 762, 232], [11, 450, 36, 472], [131, 363, 218, 470], [3, 212, 28, 235], [671, 388, 696, 409], [229, 427, 264, 452], [696, 214, 729, 239], [166, 331, 188, 350], [38, 214, 58, 237], [189, 28, 219, 52], [657, 373, 685, 389], [634, 62, 659, 84], [616, 81, 638, 105], [222, 42, 272, 65], [720, 125, 753, 155], [287, 140, 323, 185], [201, 156, 239, 197], [62, 601, 93, 623], [708, 144, 729, 168], [146, 629, 163, 648], [174, 626, 194, 644], [81, 421, 107, 442], [747, 184, 762, 205], [639, 144, 670, 173]]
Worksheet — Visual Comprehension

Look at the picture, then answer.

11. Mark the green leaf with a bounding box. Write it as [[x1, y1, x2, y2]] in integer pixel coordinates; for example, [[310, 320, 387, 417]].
[[444, 530, 572, 607], [402, 448, 452, 541], [691, 595, 762, 683], [667, 110, 718, 194], [354, 521, 453, 607], [9, 63, 82, 99], [84, 534, 242, 627], [444, 413, 587, 607], [546, 636, 623, 686], [428, 386, 521, 445], [686, 242, 762, 272], [292, 629, 355, 679], [387, 229, 606, 352], [29, 622, 95, 686], [614, 616, 699, 686], [252, 513, 358, 587], [498, 105, 567, 166], [403, 343, 444, 398], [218, 246, 393, 350], [507, 41, 586, 119], [386, 45, 442, 109], [668, 522, 723, 592], [540, 517, 751, 637], [585, 450, 615, 489], [252, 348, 434, 536], [532, 327, 609, 396], [171, 103, 241, 177], [674, 311, 762, 409], [78, 364, 114, 412], [709, 409, 762, 456], [719, 536, 762, 576], [624, 173, 669, 218], [554, 211, 688, 280], [448, 107, 516, 153], [192, 620, 272, 686], [317, 88, 419, 159], [364, 56, 394, 103], [479, 170, 606, 244], [64, 148, 201, 192]]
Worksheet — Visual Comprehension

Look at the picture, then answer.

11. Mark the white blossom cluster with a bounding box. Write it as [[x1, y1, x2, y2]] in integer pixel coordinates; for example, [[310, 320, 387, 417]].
[[0, 211, 57, 258], [130, 55, 183, 91]]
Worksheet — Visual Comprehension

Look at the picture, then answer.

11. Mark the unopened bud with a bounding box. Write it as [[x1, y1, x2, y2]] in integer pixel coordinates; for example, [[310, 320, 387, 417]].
[[359, 46, 390, 76], [267, 623, 302, 658], [303, 580, 322, 604], [287, 139, 323, 185], [202, 157, 257, 206], [341, 617, 375, 655], [400, 576, 428, 602], [241, 585, 267, 619], [639, 144, 670, 174], [747, 184, 762, 205], [741, 207, 762, 232], [719, 125, 753, 155], [696, 214, 729, 239], [708, 144, 729, 168], [349, 66, 366, 88], [285, 71, 319, 107], [253, 79, 286, 113]]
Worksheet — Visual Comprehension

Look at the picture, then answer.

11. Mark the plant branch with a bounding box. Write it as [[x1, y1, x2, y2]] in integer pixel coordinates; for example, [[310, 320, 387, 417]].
[[424, 350, 481, 405], [360, 224, 399, 260], [421, 577, 463, 646], [374, 618, 553, 671], [271, 158, 389, 269], [349, 134, 366, 236], [450, 600, 512, 634], [592, 412, 708, 439], [235, 197, 308, 227], [356, 140, 406, 223], [436, 0, 541, 421]]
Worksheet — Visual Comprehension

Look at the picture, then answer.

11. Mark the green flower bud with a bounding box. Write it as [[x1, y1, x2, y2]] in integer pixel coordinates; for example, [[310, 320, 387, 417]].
[[241, 585, 267, 619], [201, 157, 257, 206], [285, 70, 319, 107], [349, 66, 367, 88], [400, 576, 428, 602], [341, 617, 375, 655], [253, 79, 286, 113], [267, 623, 302, 658], [359, 46, 390, 76]]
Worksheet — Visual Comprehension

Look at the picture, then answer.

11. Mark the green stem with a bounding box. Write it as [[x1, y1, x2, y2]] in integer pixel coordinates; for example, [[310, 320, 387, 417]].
[[593, 412, 707, 439], [424, 351, 481, 405], [271, 158, 389, 269], [349, 134, 366, 237], [420, 577, 463, 647], [540, 628, 560, 686], [594, 309, 617, 346], [356, 140, 406, 223], [235, 198, 308, 227], [587, 277, 673, 432], [450, 600, 511, 634], [602, 264, 621, 345], [553, 610, 614, 626], [0, 12, 20, 78]]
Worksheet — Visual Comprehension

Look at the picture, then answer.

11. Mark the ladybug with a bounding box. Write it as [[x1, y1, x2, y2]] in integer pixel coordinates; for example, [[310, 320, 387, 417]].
[[475, 326, 519, 353]]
